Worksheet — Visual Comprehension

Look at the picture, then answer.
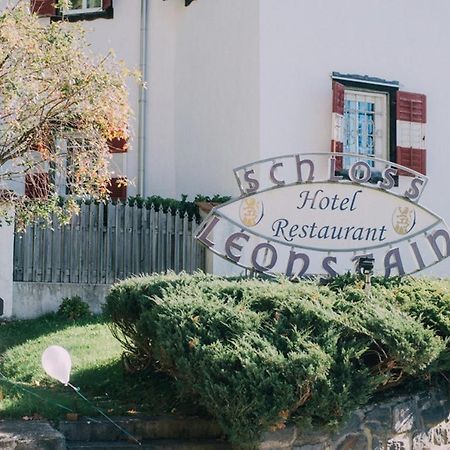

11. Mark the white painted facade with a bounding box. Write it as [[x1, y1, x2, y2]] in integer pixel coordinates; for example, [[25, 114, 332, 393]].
[[2, 0, 450, 317], [0, 215, 14, 317], [71, 0, 450, 276]]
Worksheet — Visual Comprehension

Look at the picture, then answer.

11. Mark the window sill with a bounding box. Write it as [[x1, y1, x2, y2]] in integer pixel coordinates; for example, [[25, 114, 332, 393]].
[[51, 8, 113, 22]]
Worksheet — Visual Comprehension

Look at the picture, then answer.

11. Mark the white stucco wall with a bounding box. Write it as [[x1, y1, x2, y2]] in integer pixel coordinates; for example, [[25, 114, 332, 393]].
[[144, 0, 180, 198], [74, 0, 262, 200], [3, 0, 450, 279], [172, 0, 260, 198], [79, 1, 141, 196], [0, 216, 14, 318], [44, 1, 450, 276], [257, 0, 450, 276], [78, 0, 260, 200], [12, 282, 111, 319]]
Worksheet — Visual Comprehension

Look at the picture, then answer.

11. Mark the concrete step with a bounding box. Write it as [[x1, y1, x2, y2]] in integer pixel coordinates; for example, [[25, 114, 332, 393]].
[[66, 439, 232, 450], [58, 416, 224, 442], [0, 420, 66, 450]]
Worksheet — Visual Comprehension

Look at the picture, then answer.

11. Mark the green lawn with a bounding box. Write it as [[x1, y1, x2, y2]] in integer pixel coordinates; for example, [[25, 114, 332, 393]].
[[0, 314, 197, 420]]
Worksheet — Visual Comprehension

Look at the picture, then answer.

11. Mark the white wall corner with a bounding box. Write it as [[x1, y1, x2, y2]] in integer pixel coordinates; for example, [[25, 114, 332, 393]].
[[0, 212, 15, 319]]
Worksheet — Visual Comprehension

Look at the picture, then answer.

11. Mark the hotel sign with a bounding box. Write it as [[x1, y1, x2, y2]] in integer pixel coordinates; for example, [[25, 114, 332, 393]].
[[195, 153, 450, 278]]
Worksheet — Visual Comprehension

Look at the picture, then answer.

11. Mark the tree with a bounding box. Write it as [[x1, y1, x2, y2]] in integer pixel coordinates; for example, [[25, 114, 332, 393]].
[[0, 1, 132, 228]]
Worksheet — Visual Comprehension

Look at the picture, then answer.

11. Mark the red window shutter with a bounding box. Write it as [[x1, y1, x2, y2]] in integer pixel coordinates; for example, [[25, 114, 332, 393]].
[[30, 0, 56, 16], [103, 0, 112, 10], [331, 80, 345, 170], [107, 177, 127, 201], [397, 92, 426, 123], [107, 137, 128, 153], [25, 173, 50, 199], [332, 81, 345, 115], [397, 148, 426, 175], [396, 91, 427, 175]]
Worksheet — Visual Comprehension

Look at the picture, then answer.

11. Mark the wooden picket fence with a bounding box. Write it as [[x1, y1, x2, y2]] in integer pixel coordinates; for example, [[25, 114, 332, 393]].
[[13, 202, 206, 284]]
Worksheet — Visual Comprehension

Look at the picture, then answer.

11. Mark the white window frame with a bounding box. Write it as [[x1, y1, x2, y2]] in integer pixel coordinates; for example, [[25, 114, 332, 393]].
[[343, 89, 388, 167], [64, 0, 103, 15], [54, 136, 92, 196]]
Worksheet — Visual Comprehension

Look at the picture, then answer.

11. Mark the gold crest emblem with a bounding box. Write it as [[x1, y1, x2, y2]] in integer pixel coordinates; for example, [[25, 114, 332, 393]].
[[392, 206, 416, 235], [239, 198, 264, 227]]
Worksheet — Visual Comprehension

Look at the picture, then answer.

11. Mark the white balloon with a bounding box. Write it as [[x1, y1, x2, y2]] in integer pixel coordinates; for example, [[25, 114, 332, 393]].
[[41, 345, 72, 385]]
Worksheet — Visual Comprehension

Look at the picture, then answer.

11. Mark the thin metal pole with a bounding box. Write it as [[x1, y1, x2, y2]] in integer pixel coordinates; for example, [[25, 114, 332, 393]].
[[138, 0, 150, 196]]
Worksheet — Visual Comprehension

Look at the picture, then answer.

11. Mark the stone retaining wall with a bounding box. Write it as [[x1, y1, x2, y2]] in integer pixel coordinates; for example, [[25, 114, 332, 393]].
[[262, 389, 450, 450], [1, 390, 449, 449]]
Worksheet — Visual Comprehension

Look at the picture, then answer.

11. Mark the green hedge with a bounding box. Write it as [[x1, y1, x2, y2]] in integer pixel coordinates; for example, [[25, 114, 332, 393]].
[[127, 194, 231, 220], [64, 194, 231, 221], [103, 273, 450, 448]]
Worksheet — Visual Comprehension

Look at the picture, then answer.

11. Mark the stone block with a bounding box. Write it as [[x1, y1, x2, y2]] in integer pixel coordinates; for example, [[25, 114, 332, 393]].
[[0, 420, 66, 450], [372, 435, 386, 450], [438, 400, 450, 420], [421, 404, 449, 427], [260, 424, 297, 449], [416, 392, 433, 412], [365, 419, 388, 435], [293, 429, 329, 447], [293, 445, 327, 450], [364, 406, 392, 435], [366, 406, 392, 427], [430, 423, 449, 446], [393, 401, 417, 433], [387, 437, 411, 450], [329, 412, 362, 443], [336, 433, 368, 450], [412, 430, 432, 450], [411, 425, 450, 450]]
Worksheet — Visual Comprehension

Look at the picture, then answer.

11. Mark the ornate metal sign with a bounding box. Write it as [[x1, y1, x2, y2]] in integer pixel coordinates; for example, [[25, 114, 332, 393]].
[[195, 153, 450, 278]]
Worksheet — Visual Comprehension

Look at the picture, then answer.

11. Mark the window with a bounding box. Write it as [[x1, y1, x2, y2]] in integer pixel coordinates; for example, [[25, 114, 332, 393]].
[[25, 129, 127, 200], [65, 136, 128, 200], [30, 0, 113, 21], [65, 0, 103, 15], [26, 136, 127, 200], [331, 73, 427, 175], [343, 90, 387, 167], [61, 137, 90, 195], [25, 173, 50, 199]]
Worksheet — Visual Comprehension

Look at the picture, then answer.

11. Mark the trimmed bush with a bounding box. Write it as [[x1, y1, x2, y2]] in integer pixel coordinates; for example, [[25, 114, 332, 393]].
[[104, 273, 450, 448], [58, 296, 91, 320]]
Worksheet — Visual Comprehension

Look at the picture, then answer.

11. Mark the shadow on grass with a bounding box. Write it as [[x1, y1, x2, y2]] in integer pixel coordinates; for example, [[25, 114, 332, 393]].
[[0, 313, 106, 354], [0, 380, 84, 420], [0, 313, 208, 420], [71, 359, 206, 417], [1, 356, 206, 420], [0, 314, 117, 420]]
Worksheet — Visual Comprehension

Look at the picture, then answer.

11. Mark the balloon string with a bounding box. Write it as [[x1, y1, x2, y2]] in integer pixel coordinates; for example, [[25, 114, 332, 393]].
[[67, 383, 142, 446], [0, 371, 102, 424], [0, 371, 73, 413]]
